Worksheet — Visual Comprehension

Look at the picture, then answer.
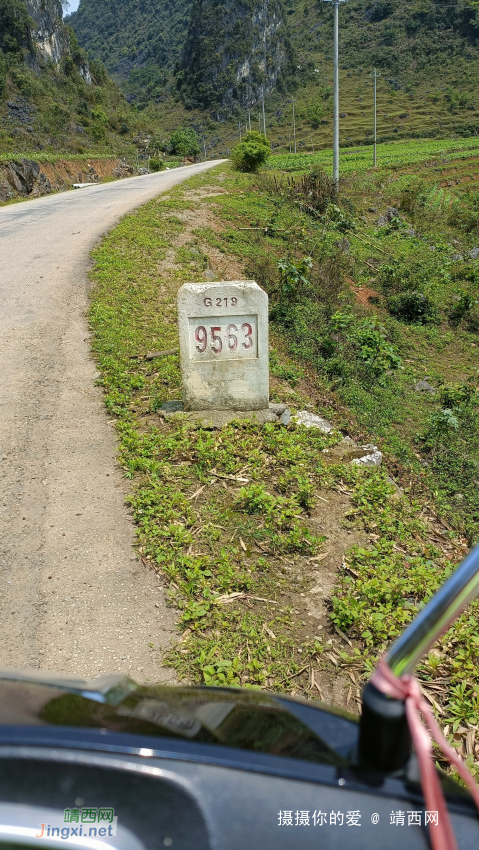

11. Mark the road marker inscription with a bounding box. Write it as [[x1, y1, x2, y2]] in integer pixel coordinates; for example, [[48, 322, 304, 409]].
[[178, 281, 269, 410]]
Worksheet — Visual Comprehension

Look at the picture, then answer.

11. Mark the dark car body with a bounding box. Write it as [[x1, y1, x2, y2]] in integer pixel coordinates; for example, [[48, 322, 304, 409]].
[[0, 668, 477, 849]]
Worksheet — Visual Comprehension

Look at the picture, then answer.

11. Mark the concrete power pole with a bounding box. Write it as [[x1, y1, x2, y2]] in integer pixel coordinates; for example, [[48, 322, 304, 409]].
[[261, 87, 266, 136], [370, 68, 380, 167], [292, 97, 296, 154], [324, 0, 348, 187]]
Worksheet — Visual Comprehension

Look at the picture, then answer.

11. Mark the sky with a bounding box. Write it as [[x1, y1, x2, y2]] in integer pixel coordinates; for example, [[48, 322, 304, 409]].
[[66, 0, 80, 12]]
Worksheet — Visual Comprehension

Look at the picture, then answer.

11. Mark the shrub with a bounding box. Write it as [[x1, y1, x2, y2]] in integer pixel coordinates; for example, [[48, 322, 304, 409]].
[[277, 256, 313, 300], [304, 102, 324, 128], [428, 408, 460, 437], [398, 177, 428, 215], [330, 311, 401, 381], [231, 131, 270, 173], [168, 127, 200, 157], [270, 168, 336, 217], [388, 291, 438, 324], [149, 157, 165, 172], [449, 293, 478, 327]]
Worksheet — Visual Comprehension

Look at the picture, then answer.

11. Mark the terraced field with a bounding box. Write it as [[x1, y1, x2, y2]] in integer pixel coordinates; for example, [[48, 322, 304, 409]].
[[266, 137, 479, 177]]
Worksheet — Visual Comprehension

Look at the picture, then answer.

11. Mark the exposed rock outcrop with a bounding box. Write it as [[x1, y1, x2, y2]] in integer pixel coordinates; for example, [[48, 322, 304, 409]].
[[16, 0, 92, 81], [0, 158, 134, 203], [179, 0, 294, 111], [25, 0, 69, 65]]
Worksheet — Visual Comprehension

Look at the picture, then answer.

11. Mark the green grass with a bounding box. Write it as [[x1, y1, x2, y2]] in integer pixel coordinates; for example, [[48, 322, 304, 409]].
[[87, 161, 479, 780]]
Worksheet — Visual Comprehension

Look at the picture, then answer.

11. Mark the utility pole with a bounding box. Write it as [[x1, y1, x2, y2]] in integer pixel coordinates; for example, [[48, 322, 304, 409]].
[[370, 68, 379, 167], [289, 131, 291, 153], [239, 122, 242, 141], [261, 87, 266, 136], [248, 109, 251, 132], [292, 96, 296, 154], [203, 136, 207, 161], [324, 0, 348, 187]]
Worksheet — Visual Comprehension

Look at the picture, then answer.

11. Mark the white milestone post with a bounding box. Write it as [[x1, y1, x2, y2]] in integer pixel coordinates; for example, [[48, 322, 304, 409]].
[[178, 281, 269, 411]]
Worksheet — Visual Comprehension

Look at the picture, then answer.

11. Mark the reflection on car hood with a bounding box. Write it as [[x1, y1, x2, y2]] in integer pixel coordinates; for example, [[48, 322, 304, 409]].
[[0, 668, 357, 766]]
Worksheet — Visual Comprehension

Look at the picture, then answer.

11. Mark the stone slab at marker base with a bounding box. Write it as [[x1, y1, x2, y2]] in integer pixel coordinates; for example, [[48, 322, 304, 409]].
[[160, 403, 286, 429], [177, 281, 269, 411]]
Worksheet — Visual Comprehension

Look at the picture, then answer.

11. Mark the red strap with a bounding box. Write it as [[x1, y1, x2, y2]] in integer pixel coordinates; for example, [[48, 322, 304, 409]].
[[371, 658, 479, 850]]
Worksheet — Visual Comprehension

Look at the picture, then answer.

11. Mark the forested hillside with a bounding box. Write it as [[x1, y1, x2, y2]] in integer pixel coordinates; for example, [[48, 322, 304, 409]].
[[178, 0, 295, 113], [68, 0, 192, 107], [0, 0, 154, 155], [68, 0, 479, 155]]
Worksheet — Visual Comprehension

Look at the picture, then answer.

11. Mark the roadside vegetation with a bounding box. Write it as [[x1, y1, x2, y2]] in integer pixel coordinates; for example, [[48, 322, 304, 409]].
[[89, 145, 479, 776]]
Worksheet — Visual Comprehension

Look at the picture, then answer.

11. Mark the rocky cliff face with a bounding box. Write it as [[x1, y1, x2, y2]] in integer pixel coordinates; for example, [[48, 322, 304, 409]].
[[69, 0, 192, 106], [178, 0, 294, 113], [25, 0, 68, 65], [18, 0, 90, 81]]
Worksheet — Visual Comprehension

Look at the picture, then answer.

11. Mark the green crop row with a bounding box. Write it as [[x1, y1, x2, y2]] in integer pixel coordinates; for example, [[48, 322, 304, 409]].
[[266, 137, 479, 174]]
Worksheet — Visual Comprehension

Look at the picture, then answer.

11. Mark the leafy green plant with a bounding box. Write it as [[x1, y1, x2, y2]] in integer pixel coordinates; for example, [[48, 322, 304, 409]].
[[440, 380, 478, 411], [169, 127, 200, 157], [324, 203, 356, 232], [449, 293, 478, 327], [149, 156, 165, 172], [428, 408, 460, 437], [388, 291, 438, 324], [330, 311, 401, 380], [448, 682, 479, 730], [231, 131, 271, 174], [277, 256, 313, 299]]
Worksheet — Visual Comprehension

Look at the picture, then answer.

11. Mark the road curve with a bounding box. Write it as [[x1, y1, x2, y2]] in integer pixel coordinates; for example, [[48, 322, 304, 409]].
[[0, 161, 223, 682]]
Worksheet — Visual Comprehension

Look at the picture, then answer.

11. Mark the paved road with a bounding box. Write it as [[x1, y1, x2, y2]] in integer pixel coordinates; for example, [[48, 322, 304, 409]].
[[0, 161, 222, 682]]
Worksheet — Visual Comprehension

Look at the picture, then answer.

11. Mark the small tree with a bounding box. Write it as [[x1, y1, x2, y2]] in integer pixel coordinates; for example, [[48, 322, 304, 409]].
[[231, 131, 270, 173], [168, 127, 200, 157], [149, 157, 165, 172]]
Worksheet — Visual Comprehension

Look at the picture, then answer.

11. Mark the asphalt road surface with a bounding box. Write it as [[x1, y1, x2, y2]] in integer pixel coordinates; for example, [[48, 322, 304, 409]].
[[0, 161, 223, 683]]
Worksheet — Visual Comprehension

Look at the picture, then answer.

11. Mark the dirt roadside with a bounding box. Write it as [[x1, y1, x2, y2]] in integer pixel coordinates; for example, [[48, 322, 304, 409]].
[[0, 157, 134, 204]]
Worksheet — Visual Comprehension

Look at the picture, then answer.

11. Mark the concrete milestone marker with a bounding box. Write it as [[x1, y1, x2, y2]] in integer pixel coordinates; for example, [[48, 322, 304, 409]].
[[178, 281, 269, 410]]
